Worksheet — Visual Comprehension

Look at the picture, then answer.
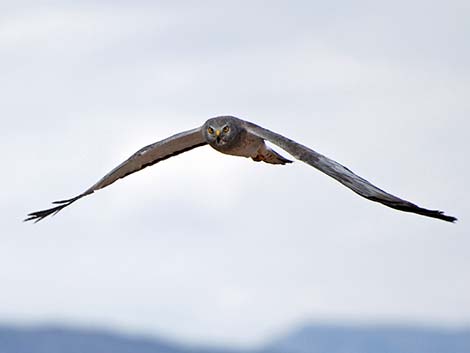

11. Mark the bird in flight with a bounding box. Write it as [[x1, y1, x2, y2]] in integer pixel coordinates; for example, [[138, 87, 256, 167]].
[[25, 116, 457, 223]]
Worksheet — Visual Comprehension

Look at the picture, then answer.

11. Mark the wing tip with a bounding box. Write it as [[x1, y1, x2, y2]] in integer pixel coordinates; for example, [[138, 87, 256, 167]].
[[436, 212, 457, 223], [368, 196, 457, 223], [407, 207, 457, 223], [23, 205, 64, 223], [24, 195, 83, 224]]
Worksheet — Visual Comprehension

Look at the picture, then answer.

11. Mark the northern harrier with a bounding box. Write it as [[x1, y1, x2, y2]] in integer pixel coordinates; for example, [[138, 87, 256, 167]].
[[25, 116, 457, 223]]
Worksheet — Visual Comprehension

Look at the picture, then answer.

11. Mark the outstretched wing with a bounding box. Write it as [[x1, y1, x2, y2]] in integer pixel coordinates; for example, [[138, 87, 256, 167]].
[[25, 127, 207, 223], [243, 120, 457, 223]]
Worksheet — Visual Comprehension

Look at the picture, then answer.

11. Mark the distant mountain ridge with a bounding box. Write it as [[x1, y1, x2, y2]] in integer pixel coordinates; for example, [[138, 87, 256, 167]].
[[0, 325, 242, 353], [0, 323, 469, 353], [265, 324, 470, 353]]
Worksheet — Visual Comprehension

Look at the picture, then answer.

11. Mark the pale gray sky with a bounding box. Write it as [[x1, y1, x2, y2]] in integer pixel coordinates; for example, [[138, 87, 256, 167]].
[[1, 0, 469, 348]]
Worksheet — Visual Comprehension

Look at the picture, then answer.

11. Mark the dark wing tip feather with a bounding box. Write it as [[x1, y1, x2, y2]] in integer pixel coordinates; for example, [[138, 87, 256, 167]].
[[415, 209, 457, 223], [52, 196, 82, 205], [439, 213, 458, 223], [24, 195, 83, 223], [24, 204, 69, 223], [368, 196, 457, 223]]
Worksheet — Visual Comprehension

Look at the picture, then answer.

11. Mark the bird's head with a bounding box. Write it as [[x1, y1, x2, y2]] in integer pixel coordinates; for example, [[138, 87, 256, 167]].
[[203, 116, 243, 148]]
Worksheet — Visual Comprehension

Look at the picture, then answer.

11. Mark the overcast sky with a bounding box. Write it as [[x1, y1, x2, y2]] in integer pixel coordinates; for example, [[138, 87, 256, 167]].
[[1, 0, 469, 348]]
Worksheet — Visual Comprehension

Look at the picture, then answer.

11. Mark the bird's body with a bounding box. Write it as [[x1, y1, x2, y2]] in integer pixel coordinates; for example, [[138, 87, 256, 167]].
[[25, 116, 457, 223], [204, 117, 292, 164]]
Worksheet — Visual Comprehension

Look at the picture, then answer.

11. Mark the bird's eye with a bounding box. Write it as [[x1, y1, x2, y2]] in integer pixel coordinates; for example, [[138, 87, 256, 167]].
[[223, 126, 230, 133], [207, 127, 214, 134]]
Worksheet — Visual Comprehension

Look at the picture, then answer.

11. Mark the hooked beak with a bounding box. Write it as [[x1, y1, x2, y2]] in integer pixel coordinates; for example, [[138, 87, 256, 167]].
[[215, 130, 221, 137]]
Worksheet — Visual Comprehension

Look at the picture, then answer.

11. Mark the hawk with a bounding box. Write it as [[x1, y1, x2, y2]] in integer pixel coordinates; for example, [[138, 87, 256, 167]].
[[25, 116, 457, 223]]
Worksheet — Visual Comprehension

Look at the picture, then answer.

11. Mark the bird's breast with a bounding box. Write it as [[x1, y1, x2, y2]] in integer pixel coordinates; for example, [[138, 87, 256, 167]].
[[209, 132, 264, 158]]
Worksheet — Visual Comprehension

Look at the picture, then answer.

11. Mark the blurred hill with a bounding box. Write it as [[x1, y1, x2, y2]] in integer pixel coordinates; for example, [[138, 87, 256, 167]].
[[0, 326, 243, 353], [264, 324, 470, 353], [0, 323, 469, 353]]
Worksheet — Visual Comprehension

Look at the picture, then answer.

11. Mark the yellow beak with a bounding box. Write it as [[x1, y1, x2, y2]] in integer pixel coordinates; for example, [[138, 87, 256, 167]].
[[215, 130, 221, 136]]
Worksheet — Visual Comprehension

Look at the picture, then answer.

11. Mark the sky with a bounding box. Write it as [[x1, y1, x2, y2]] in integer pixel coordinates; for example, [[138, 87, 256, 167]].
[[1, 0, 469, 348]]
